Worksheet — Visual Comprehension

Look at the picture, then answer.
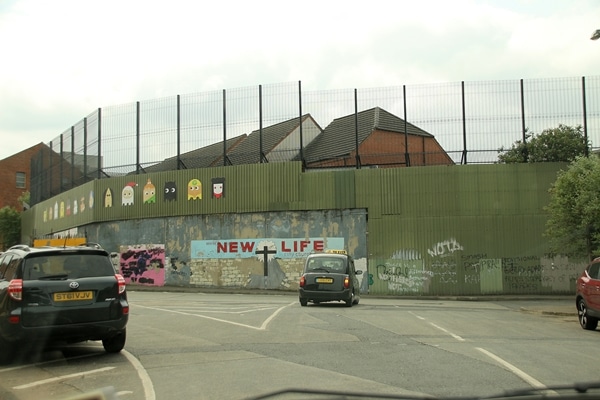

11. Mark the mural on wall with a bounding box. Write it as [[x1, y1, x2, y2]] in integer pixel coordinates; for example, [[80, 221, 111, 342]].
[[191, 237, 345, 289], [191, 237, 343, 259], [212, 177, 225, 198], [119, 244, 166, 286], [104, 188, 113, 207], [43, 188, 96, 222], [122, 182, 136, 206], [188, 179, 202, 200], [40, 174, 228, 226], [164, 181, 177, 201], [143, 179, 156, 204], [374, 236, 585, 295], [166, 257, 193, 285]]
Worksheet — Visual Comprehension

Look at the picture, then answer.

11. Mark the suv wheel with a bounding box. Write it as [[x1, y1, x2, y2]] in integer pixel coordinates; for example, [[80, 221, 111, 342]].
[[578, 298, 598, 330], [0, 337, 14, 365], [103, 329, 127, 353], [300, 298, 308, 307]]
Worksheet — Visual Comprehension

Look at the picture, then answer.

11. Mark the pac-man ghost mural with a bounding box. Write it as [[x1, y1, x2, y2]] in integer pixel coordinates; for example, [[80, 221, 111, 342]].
[[122, 182, 136, 206], [187, 179, 202, 200], [143, 179, 156, 204], [104, 188, 113, 207], [212, 177, 225, 199], [164, 181, 177, 201]]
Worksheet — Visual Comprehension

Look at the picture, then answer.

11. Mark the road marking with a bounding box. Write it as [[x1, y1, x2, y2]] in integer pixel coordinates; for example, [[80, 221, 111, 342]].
[[123, 350, 156, 400], [409, 312, 465, 341], [0, 352, 99, 373], [476, 347, 555, 394], [13, 367, 115, 389], [157, 306, 279, 314], [137, 301, 294, 331], [428, 322, 466, 342]]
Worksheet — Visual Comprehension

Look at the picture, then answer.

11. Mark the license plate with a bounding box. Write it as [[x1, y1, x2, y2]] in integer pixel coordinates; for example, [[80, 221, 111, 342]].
[[53, 291, 93, 302], [316, 277, 333, 284]]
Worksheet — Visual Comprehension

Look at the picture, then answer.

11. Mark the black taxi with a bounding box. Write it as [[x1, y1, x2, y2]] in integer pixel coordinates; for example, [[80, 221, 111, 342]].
[[298, 250, 362, 307]]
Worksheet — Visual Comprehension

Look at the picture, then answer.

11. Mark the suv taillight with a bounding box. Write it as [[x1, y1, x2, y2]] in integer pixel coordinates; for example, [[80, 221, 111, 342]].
[[8, 279, 23, 301], [116, 274, 126, 294], [343, 276, 350, 289], [299, 276, 306, 287]]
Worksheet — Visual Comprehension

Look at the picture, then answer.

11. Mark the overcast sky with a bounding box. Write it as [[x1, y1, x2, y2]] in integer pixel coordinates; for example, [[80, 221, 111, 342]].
[[1, 0, 599, 161]]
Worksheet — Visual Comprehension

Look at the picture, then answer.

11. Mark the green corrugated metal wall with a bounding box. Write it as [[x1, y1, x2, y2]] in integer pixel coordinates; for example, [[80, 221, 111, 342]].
[[23, 161, 583, 295]]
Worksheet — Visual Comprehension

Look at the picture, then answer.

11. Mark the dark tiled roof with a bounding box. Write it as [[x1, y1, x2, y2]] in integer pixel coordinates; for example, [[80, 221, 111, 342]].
[[144, 135, 246, 173], [302, 107, 433, 163], [227, 114, 314, 165]]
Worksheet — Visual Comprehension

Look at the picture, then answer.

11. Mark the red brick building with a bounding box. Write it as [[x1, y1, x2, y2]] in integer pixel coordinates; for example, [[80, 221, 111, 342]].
[[0, 143, 45, 210], [301, 107, 454, 169]]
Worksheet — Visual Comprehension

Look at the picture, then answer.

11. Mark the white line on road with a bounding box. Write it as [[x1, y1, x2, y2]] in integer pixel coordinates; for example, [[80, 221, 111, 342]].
[[476, 347, 555, 394], [137, 301, 295, 331], [409, 311, 465, 341], [123, 350, 156, 400], [13, 367, 115, 390], [428, 322, 466, 342]]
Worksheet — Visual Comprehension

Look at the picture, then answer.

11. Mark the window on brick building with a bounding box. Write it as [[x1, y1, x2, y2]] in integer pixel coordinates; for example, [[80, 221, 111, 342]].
[[16, 172, 26, 188]]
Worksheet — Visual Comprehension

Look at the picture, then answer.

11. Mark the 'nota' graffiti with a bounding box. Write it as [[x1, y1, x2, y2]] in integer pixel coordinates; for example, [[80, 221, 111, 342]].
[[427, 238, 464, 258]]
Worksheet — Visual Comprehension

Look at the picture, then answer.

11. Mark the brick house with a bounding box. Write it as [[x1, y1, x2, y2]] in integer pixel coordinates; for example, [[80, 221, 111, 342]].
[[145, 114, 323, 172], [301, 107, 454, 168], [0, 143, 46, 211]]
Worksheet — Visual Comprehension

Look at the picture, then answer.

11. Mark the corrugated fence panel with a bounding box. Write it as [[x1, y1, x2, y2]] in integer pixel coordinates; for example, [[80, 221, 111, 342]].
[[34, 181, 97, 235], [355, 169, 382, 218], [300, 172, 338, 210]]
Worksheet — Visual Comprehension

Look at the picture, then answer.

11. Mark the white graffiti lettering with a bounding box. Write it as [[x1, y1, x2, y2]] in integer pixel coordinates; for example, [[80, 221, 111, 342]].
[[427, 238, 464, 258]]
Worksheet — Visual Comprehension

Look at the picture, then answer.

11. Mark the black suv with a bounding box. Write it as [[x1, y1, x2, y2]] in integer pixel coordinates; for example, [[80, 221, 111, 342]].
[[299, 250, 362, 307], [0, 243, 129, 363]]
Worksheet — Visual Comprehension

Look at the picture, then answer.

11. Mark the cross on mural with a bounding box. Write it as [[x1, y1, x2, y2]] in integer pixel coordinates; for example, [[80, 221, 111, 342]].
[[255, 246, 277, 276]]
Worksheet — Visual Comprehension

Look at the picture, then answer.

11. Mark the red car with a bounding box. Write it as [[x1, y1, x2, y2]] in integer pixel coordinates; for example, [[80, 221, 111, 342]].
[[576, 257, 600, 330]]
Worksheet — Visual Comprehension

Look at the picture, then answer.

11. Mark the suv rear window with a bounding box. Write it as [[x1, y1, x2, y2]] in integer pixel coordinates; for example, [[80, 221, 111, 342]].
[[23, 253, 115, 280]]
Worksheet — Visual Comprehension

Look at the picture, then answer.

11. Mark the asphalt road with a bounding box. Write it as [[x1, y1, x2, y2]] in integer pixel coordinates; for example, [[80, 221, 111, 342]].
[[0, 291, 585, 400]]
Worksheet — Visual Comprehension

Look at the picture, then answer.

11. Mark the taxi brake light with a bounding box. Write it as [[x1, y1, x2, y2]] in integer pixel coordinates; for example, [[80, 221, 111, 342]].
[[299, 276, 306, 287], [343, 276, 350, 288]]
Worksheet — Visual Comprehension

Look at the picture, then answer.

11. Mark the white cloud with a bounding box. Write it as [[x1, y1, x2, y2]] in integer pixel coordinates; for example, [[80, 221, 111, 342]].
[[1, 0, 600, 159]]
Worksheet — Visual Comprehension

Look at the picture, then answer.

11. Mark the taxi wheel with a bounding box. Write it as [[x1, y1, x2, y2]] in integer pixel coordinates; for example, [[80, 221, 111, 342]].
[[345, 291, 354, 307], [300, 298, 308, 307]]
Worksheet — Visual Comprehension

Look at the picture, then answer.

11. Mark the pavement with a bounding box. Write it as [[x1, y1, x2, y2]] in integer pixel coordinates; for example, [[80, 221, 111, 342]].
[[127, 284, 577, 317]]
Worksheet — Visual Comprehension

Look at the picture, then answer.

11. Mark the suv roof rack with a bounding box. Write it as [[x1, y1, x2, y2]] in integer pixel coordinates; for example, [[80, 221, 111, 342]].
[[8, 245, 31, 252]]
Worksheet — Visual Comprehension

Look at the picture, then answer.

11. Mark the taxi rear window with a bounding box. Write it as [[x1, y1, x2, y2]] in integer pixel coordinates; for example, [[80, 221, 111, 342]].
[[306, 257, 346, 273]]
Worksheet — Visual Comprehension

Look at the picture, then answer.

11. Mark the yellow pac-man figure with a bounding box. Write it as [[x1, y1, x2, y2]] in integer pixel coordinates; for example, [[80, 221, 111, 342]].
[[188, 179, 202, 200]]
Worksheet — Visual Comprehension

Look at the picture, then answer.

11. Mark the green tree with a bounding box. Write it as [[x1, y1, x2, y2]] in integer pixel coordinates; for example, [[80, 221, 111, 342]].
[[498, 124, 589, 163], [544, 156, 600, 260], [0, 206, 21, 250], [18, 191, 30, 210]]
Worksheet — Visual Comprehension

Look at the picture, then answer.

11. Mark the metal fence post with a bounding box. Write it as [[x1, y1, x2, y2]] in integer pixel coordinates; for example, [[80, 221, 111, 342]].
[[582, 76, 589, 157], [461, 81, 467, 165]]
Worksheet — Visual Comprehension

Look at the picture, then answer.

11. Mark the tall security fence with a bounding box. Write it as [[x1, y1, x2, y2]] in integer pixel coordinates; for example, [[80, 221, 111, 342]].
[[30, 76, 600, 206]]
